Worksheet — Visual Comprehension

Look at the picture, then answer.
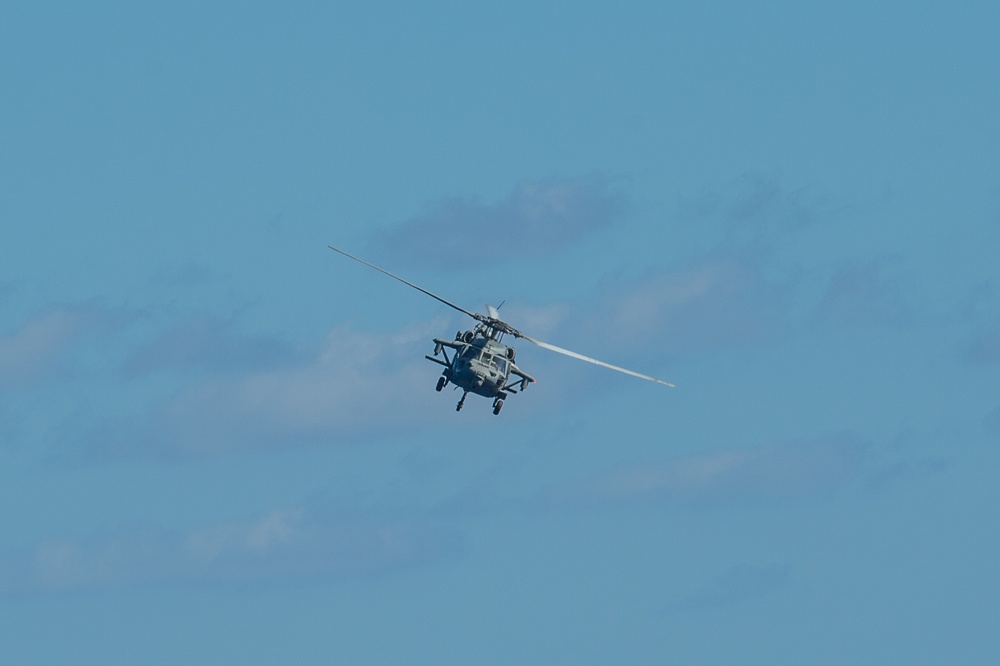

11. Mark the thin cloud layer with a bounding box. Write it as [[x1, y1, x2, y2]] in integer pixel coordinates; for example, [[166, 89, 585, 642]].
[[548, 181, 912, 362], [665, 563, 794, 614], [542, 434, 865, 510], [816, 257, 914, 328], [373, 175, 626, 269], [681, 173, 855, 245], [0, 307, 109, 390], [82, 320, 455, 460], [540, 250, 796, 367], [0, 507, 455, 595], [123, 315, 300, 377], [605, 253, 792, 351]]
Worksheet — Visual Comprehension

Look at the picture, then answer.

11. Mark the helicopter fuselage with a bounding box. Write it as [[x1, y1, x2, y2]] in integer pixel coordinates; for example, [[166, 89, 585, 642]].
[[425, 328, 534, 413]]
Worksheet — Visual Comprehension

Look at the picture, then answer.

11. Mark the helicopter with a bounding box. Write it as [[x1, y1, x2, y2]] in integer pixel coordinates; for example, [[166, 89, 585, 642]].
[[329, 246, 674, 414]]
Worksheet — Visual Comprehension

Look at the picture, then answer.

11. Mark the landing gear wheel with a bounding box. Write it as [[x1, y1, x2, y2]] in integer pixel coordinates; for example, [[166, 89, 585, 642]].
[[436, 376, 447, 392], [492, 399, 503, 415]]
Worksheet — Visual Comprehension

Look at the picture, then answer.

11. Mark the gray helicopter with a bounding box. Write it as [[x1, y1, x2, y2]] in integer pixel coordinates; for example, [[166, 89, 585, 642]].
[[329, 246, 674, 414]]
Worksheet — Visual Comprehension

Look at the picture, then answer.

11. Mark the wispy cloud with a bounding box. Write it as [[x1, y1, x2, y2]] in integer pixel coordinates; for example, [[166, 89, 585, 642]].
[[550, 180, 921, 361], [522, 249, 797, 370], [79, 320, 458, 460], [664, 563, 794, 614], [596, 252, 793, 353], [372, 175, 626, 269], [680, 173, 856, 244], [815, 257, 914, 328], [862, 456, 954, 494], [489, 179, 853, 363], [123, 315, 301, 377], [0, 507, 456, 595], [0, 307, 110, 390], [541, 434, 865, 510]]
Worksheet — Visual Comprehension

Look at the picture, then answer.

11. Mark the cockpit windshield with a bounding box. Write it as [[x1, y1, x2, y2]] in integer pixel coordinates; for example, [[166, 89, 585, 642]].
[[473, 350, 507, 373]]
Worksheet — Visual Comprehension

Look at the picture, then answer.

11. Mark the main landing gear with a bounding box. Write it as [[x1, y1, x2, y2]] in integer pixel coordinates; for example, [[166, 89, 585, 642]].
[[446, 383, 504, 415]]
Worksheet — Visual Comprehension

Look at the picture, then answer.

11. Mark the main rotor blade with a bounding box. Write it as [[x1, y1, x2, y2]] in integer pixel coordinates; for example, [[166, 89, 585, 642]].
[[521, 334, 675, 387], [328, 246, 480, 321]]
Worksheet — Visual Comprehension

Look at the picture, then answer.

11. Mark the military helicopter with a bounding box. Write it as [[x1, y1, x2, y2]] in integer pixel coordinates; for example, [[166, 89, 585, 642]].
[[329, 246, 673, 414]]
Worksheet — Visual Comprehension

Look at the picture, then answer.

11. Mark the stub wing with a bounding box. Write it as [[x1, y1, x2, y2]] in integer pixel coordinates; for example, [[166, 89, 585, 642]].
[[432, 337, 466, 351], [510, 366, 536, 384], [508, 365, 536, 392]]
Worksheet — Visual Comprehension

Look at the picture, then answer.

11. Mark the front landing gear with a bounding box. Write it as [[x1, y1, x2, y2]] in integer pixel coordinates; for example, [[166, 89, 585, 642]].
[[456, 392, 468, 411]]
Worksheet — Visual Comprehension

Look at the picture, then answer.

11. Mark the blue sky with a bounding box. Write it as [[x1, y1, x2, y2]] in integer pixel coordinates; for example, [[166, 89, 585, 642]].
[[2, 1, 999, 663]]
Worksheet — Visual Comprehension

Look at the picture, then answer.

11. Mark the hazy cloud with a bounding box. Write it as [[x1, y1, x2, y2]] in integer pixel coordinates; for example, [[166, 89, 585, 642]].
[[123, 315, 300, 377], [547, 250, 797, 364], [373, 175, 626, 269], [542, 434, 865, 510], [862, 456, 954, 494], [508, 179, 852, 361], [0, 307, 109, 390], [81, 320, 456, 459], [816, 257, 914, 328], [681, 173, 855, 243], [613, 254, 791, 350], [0, 507, 455, 595], [664, 563, 793, 614]]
